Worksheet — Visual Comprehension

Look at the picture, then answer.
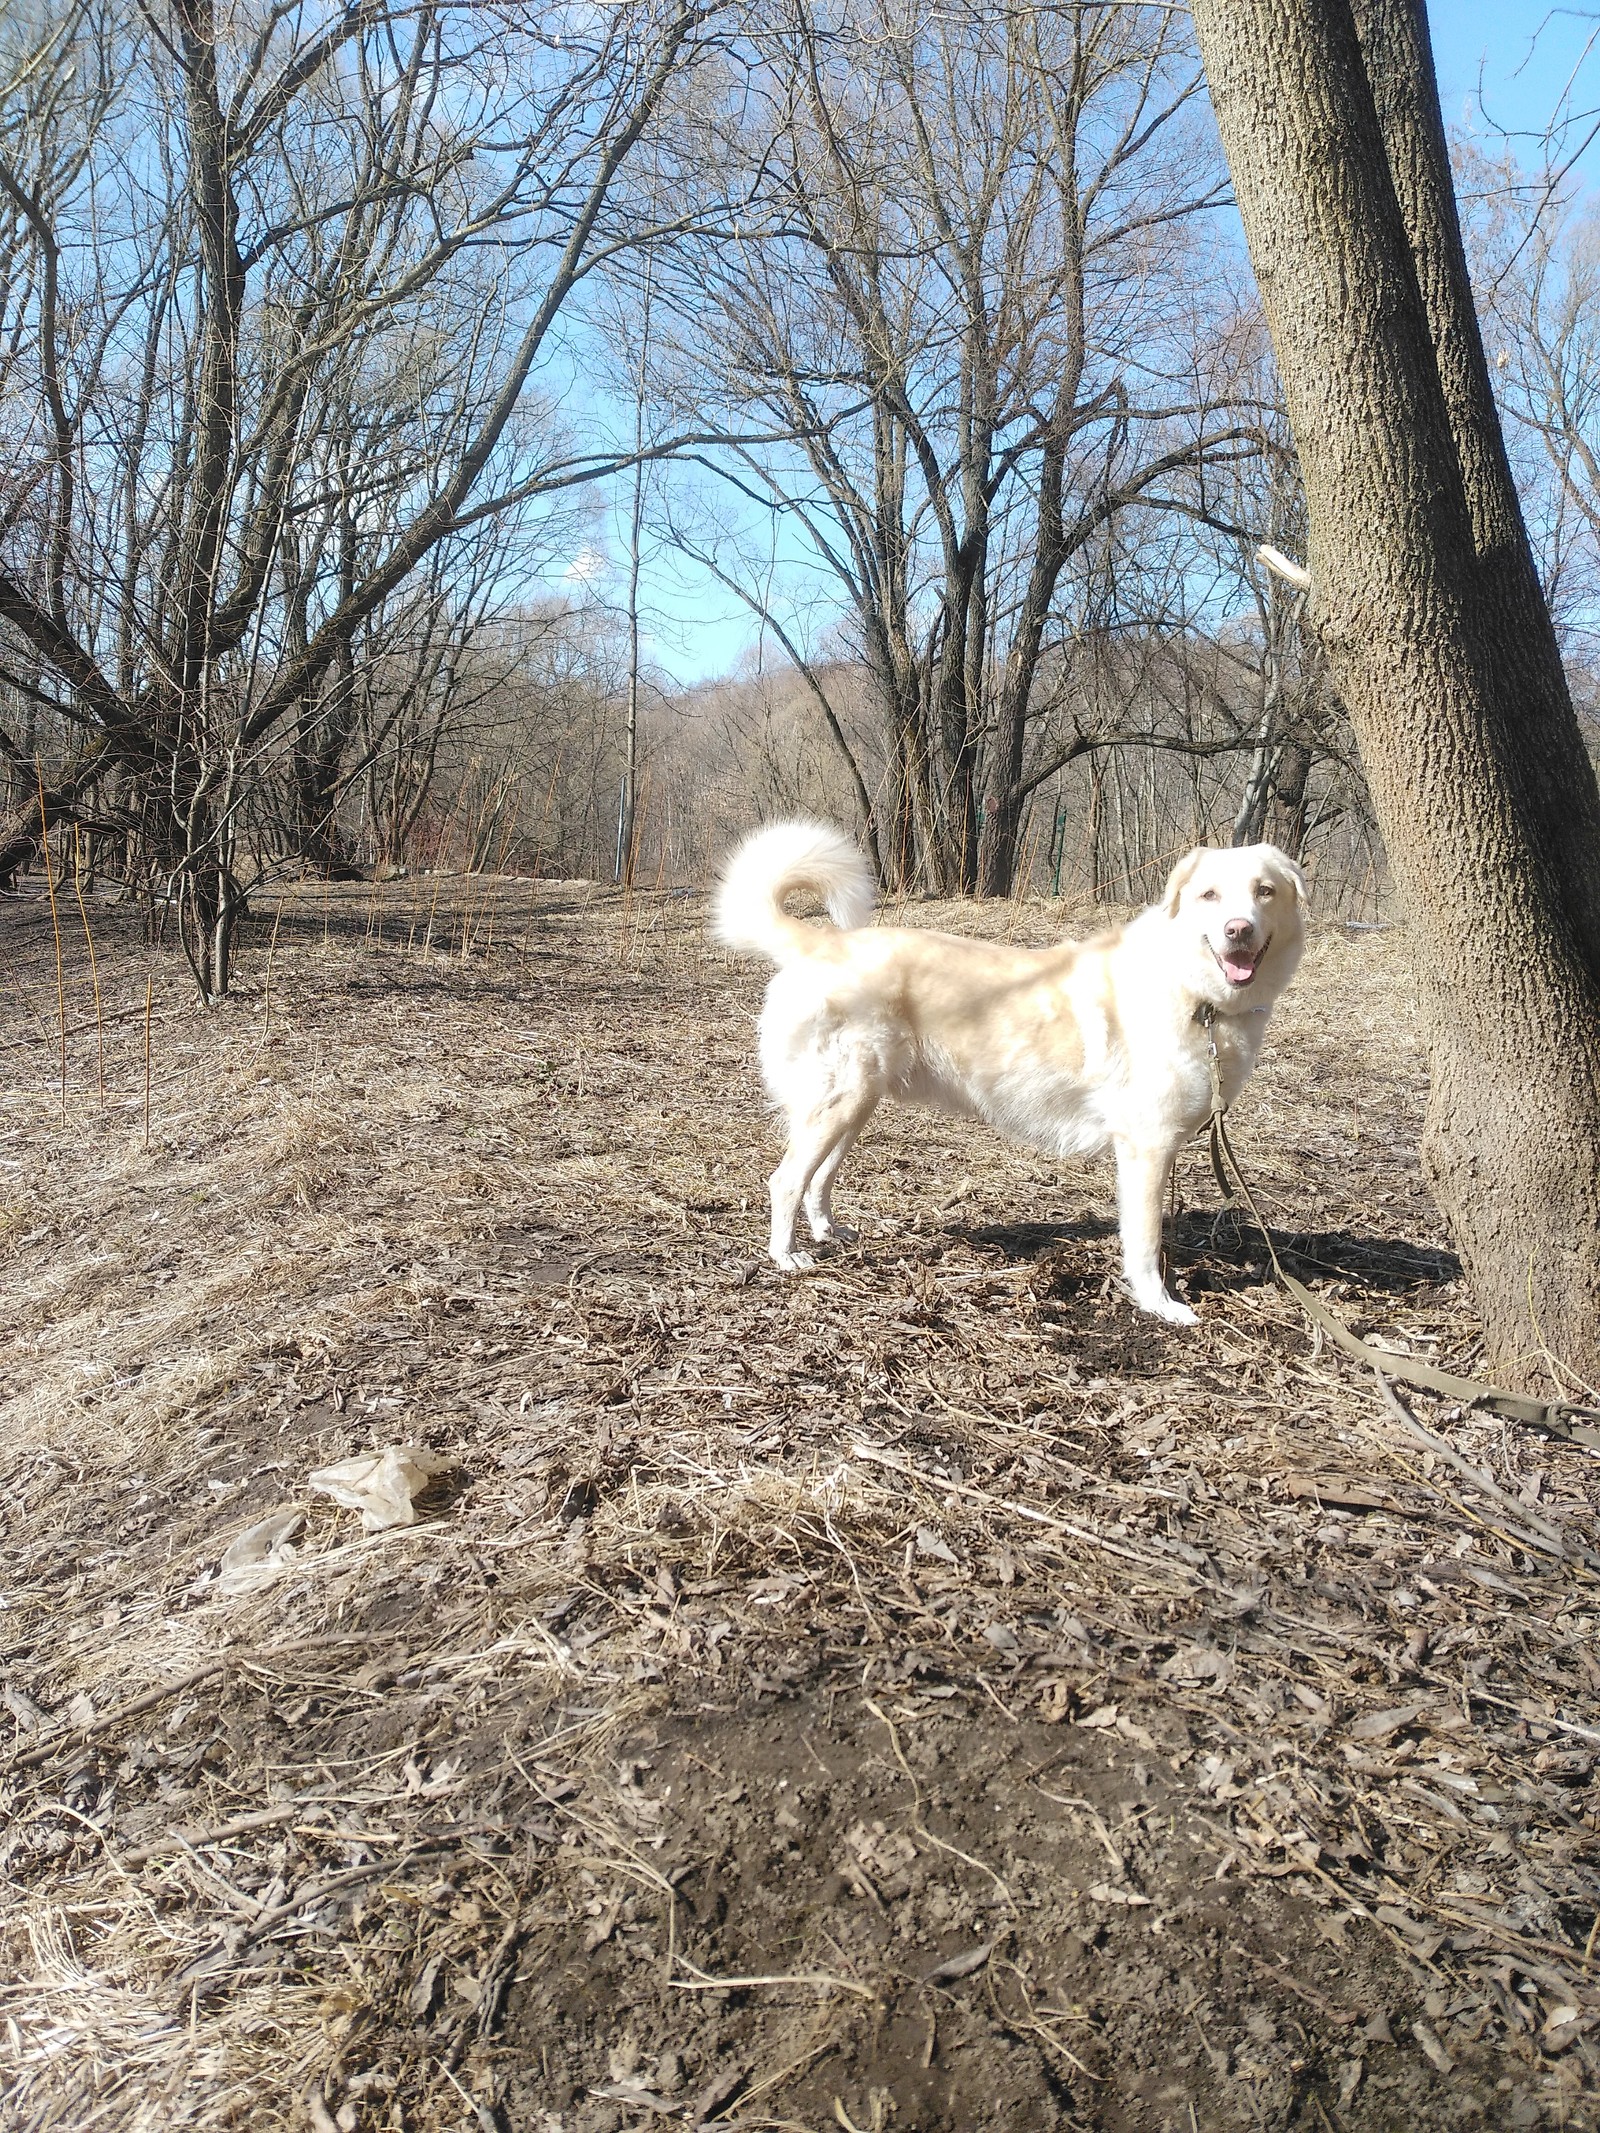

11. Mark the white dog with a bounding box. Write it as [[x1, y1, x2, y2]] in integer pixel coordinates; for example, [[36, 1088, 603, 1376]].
[[714, 821, 1307, 1324]]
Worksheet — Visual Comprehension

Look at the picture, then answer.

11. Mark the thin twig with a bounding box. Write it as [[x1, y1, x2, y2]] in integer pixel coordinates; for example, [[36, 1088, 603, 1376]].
[[37, 761, 68, 1123], [1371, 1371, 1596, 1571], [70, 826, 105, 1111], [672, 1958, 878, 2002], [865, 1697, 1017, 1913], [142, 970, 153, 1150], [261, 902, 283, 1045]]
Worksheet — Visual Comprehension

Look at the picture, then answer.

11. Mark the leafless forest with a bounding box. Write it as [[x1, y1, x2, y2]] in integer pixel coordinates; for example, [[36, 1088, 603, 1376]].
[[4, 4, 1600, 2132], [3, 0, 1597, 970]]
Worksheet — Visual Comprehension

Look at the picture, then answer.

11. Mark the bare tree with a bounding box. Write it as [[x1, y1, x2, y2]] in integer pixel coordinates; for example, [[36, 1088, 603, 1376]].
[[0, 0, 728, 994], [652, 0, 1254, 894], [1189, 0, 1600, 1384], [1456, 141, 1600, 677]]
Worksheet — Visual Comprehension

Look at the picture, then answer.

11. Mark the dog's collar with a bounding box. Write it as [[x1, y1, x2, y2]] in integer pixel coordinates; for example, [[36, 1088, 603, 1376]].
[[1193, 1001, 1266, 1026]]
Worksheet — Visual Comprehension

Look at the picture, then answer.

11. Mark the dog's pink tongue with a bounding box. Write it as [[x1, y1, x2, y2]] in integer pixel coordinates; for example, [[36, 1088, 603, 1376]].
[[1222, 950, 1257, 985]]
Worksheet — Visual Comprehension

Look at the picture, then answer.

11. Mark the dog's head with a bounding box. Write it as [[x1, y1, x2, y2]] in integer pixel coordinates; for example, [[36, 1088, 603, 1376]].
[[1159, 843, 1308, 1009]]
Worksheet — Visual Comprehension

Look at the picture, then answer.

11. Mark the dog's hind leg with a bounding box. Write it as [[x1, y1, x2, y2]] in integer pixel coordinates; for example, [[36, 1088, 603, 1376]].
[[1113, 1136, 1198, 1326], [803, 1094, 878, 1243], [770, 1090, 875, 1270]]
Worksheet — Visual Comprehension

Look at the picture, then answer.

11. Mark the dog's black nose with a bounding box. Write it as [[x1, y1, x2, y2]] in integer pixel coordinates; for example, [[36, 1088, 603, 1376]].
[[1223, 917, 1255, 944]]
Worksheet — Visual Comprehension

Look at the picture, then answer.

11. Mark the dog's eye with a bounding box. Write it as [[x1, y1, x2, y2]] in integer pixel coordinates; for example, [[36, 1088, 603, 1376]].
[[1198, 888, 1220, 903], [1257, 883, 1275, 899]]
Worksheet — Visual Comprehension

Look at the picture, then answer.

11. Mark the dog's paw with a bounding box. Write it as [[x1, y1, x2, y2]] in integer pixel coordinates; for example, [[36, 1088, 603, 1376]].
[[1124, 1276, 1198, 1326], [772, 1248, 817, 1273], [1137, 1290, 1198, 1328]]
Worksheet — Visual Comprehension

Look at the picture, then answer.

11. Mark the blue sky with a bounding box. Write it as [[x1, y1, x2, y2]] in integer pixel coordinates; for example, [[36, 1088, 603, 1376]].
[[1433, 1, 1600, 179], [585, 5, 1600, 688]]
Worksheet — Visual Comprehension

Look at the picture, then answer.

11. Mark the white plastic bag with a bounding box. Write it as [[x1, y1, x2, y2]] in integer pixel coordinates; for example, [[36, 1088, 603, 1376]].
[[218, 1506, 307, 1596], [306, 1447, 446, 1533]]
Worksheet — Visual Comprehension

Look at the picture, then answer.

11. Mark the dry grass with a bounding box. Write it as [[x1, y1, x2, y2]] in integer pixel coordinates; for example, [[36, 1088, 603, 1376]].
[[1, 872, 1597, 2132]]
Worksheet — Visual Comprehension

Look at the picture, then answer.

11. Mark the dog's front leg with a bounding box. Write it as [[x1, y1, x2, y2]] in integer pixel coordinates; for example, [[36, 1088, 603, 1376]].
[[1113, 1137, 1197, 1326]]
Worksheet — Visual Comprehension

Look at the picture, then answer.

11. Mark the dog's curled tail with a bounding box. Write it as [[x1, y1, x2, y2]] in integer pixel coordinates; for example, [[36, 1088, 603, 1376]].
[[712, 819, 875, 963]]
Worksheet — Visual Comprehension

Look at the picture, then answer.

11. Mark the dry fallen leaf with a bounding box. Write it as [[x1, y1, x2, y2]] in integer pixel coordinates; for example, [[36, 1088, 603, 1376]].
[[1, 1684, 47, 1733], [591, 2083, 678, 2117], [921, 1940, 996, 1982], [1036, 1679, 1076, 1724], [1197, 1753, 1243, 1799], [915, 1526, 959, 1564], [1411, 2019, 1454, 2074], [1350, 1701, 1431, 1742]]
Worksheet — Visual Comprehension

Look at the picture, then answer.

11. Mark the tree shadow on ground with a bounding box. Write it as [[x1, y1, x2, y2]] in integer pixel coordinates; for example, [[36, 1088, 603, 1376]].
[[948, 1209, 1460, 1298]]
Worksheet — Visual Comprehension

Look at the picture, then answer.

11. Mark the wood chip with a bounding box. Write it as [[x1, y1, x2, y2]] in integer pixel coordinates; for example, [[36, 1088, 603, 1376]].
[[1284, 1472, 1403, 1512]]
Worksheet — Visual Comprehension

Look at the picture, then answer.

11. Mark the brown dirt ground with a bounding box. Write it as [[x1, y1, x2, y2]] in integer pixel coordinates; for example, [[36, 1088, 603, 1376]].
[[1, 873, 1597, 2133]]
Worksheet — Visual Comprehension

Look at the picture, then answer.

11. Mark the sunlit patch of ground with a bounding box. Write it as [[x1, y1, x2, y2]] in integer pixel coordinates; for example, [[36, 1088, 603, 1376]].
[[1, 876, 1595, 2130]]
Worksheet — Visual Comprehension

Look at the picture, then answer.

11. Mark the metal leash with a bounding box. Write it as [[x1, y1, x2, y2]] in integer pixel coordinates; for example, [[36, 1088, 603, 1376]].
[[1194, 1005, 1600, 1451]]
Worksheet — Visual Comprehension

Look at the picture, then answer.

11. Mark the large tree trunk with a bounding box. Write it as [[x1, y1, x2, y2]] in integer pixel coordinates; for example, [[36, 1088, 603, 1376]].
[[1188, 0, 1600, 1384], [1263, 735, 1312, 861]]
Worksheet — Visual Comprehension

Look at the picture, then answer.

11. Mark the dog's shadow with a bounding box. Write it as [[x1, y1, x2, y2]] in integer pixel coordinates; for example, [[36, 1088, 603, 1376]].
[[947, 1210, 1460, 1302]]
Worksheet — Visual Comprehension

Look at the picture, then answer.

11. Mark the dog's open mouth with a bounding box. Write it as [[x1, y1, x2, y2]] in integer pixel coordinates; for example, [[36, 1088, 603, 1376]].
[[1213, 938, 1267, 987]]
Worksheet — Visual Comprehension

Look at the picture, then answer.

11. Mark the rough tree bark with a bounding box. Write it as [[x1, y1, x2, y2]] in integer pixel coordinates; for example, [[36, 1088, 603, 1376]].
[[1187, 0, 1600, 1383]]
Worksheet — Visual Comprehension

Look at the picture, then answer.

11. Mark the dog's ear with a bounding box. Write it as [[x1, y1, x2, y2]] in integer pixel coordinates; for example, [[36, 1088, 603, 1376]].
[[1263, 846, 1309, 909], [1160, 848, 1205, 916]]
